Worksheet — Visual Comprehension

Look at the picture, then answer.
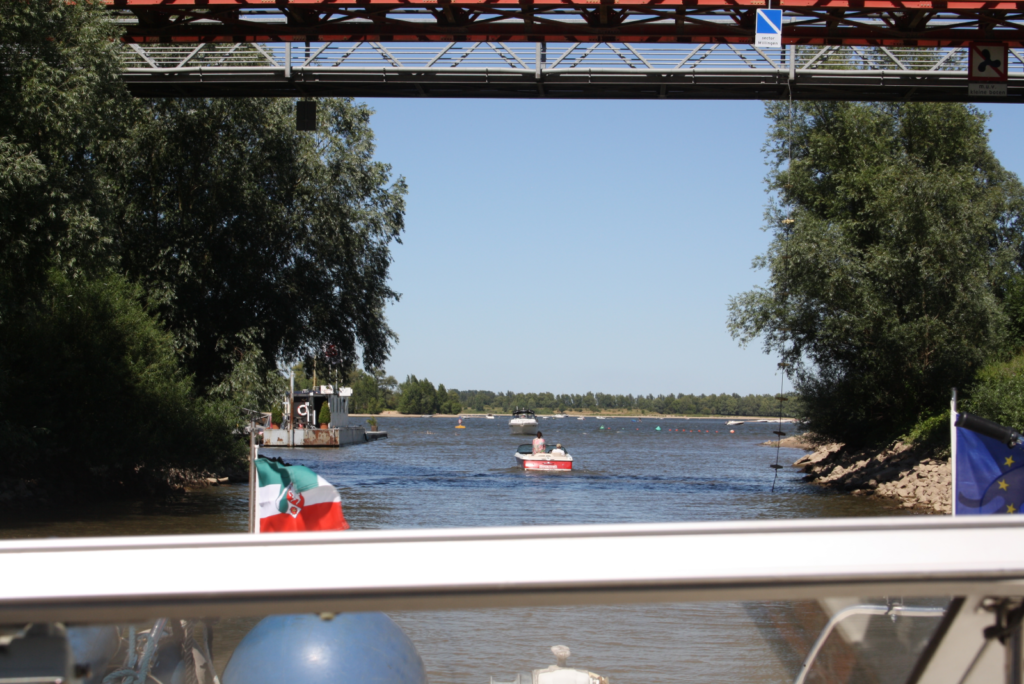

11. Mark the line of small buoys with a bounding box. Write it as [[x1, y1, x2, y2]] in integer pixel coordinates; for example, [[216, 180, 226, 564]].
[[592, 426, 741, 433]]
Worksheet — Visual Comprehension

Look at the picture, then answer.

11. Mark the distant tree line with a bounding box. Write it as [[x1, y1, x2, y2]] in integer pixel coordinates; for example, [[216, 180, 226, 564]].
[[457, 390, 799, 417], [345, 369, 798, 416]]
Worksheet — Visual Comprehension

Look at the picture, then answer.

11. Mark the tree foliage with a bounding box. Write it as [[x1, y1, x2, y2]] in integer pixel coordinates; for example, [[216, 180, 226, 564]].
[[728, 101, 1024, 445], [110, 97, 407, 394], [0, 2, 245, 501], [348, 368, 399, 414], [0, 0, 131, 313], [963, 352, 1024, 433], [0, 3, 408, 502], [1, 271, 243, 489], [395, 376, 461, 415]]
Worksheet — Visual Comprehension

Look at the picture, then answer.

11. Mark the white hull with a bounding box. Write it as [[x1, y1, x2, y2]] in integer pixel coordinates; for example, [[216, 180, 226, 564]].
[[509, 418, 539, 435]]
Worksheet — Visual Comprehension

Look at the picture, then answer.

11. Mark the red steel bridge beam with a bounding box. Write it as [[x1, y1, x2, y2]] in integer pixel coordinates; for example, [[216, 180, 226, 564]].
[[105, 0, 1024, 46]]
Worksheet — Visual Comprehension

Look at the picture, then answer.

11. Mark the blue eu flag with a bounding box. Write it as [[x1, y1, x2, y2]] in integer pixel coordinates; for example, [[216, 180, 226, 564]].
[[955, 418, 1024, 514]]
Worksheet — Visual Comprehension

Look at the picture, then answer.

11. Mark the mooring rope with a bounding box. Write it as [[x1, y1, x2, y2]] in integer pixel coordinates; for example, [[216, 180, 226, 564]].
[[103, 620, 166, 684], [182, 620, 200, 684]]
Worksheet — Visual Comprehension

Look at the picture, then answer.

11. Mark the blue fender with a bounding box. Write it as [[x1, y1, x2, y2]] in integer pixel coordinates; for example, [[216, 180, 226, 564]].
[[223, 613, 427, 684]]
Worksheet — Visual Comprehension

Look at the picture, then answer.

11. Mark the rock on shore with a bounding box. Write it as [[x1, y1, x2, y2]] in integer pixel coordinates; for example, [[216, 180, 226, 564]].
[[788, 437, 951, 513]]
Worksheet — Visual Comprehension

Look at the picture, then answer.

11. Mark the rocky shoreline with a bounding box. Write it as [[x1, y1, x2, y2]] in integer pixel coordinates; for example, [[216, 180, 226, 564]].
[[774, 435, 951, 513], [0, 467, 237, 512]]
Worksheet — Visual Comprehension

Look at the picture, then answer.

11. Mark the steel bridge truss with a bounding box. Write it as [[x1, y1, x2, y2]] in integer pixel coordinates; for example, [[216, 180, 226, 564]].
[[121, 41, 1024, 100], [106, 0, 1024, 48]]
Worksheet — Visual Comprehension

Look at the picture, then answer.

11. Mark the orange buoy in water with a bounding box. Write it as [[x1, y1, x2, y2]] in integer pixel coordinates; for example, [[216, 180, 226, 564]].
[[730, 429, 735, 433]]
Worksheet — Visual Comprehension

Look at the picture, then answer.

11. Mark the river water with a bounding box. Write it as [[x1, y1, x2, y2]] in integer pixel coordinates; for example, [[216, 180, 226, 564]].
[[0, 416, 924, 683]]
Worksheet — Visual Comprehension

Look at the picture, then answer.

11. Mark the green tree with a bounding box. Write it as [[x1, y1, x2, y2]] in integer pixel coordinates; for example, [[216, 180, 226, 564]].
[[0, 1, 132, 313], [421, 379, 439, 414], [963, 352, 1024, 433], [397, 375, 424, 414], [728, 101, 1023, 445], [445, 388, 462, 415], [348, 368, 375, 413], [348, 367, 398, 413], [0, 3, 249, 501], [1, 270, 242, 491], [110, 97, 407, 394], [318, 400, 331, 426]]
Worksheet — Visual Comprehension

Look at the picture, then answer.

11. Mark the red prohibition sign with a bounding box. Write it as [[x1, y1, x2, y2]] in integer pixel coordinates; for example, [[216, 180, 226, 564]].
[[969, 43, 1007, 82]]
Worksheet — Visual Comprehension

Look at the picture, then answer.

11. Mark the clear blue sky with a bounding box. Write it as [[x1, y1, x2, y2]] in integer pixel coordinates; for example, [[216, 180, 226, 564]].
[[360, 98, 1024, 397]]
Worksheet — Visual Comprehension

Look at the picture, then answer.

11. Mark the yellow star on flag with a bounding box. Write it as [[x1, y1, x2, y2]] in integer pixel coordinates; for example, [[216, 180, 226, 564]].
[[1008, 504, 1018, 514], [1006, 456, 1016, 468], [1000, 479, 1010, 491]]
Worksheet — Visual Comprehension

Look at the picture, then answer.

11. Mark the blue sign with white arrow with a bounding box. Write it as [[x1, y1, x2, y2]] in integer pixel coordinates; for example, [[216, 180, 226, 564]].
[[755, 9, 783, 48]]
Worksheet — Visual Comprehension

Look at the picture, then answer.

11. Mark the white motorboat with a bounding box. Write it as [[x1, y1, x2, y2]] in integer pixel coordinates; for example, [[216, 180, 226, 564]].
[[490, 645, 606, 684], [726, 420, 744, 426], [486, 414, 495, 419], [509, 408, 539, 435], [577, 416, 585, 420], [596, 417, 605, 420], [514, 443, 573, 471]]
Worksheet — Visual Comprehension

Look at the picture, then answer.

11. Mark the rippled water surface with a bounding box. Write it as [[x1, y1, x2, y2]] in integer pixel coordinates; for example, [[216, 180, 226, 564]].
[[0, 416, 923, 683]]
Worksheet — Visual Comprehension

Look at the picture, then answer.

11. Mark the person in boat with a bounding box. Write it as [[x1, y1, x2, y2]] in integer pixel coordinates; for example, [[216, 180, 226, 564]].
[[551, 443, 565, 456], [533, 431, 545, 455]]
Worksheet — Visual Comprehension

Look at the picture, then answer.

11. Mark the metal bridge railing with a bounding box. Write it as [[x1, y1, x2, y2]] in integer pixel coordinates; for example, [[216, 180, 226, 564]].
[[117, 42, 1024, 101], [120, 42, 999, 73]]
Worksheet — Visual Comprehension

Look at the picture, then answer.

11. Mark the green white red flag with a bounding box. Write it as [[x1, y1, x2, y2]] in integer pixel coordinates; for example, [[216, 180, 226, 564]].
[[255, 458, 349, 533]]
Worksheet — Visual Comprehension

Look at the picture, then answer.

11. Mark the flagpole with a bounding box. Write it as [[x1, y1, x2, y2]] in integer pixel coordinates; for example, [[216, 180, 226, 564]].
[[950, 387, 957, 517], [249, 426, 258, 534]]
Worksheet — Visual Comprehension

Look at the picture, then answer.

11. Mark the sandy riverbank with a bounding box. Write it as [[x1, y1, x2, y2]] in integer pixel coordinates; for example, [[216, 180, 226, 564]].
[[772, 435, 951, 513]]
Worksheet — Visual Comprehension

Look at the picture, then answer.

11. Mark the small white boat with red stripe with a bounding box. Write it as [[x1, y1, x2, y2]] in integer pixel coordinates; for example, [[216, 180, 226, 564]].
[[515, 443, 573, 471]]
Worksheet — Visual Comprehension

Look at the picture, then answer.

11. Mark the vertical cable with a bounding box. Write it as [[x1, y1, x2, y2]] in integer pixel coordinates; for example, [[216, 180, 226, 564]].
[[771, 72, 796, 493]]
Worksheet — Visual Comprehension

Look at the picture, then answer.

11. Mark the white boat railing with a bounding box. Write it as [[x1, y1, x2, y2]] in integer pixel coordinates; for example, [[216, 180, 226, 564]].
[[4, 516, 1024, 624]]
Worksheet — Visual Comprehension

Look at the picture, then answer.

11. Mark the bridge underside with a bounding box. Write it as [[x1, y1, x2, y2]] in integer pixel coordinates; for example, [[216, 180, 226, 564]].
[[108, 1, 1024, 101], [121, 42, 1024, 101], [106, 0, 1024, 47], [123, 72, 1024, 102]]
